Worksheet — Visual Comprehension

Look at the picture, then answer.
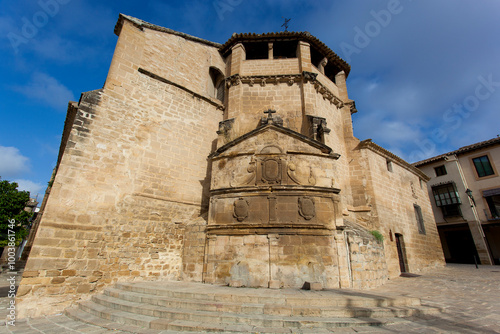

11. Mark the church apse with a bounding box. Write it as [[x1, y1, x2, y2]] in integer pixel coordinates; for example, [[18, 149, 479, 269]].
[[204, 112, 344, 288]]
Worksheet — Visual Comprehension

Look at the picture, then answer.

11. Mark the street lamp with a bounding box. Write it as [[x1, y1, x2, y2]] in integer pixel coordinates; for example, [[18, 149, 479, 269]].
[[465, 188, 476, 206]]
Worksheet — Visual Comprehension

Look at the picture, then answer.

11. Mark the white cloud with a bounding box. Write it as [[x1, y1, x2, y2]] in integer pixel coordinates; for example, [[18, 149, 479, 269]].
[[14, 179, 45, 198], [0, 146, 30, 178], [30, 35, 78, 62], [306, 1, 500, 162], [12, 72, 74, 110]]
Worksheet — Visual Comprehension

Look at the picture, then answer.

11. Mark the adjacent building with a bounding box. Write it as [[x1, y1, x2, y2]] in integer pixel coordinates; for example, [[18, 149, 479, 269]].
[[16, 14, 444, 318], [415, 137, 500, 265]]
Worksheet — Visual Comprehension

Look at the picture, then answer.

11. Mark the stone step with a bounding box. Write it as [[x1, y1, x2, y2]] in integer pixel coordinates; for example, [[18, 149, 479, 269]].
[[103, 287, 439, 318], [114, 281, 422, 308], [65, 280, 442, 332], [65, 307, 163, 333], [77, 299, 156, 328], [65, 307, 208, 334], [72, 299, 405, 332], [68, 306, 383, 334], [90, 292, 437, 326]]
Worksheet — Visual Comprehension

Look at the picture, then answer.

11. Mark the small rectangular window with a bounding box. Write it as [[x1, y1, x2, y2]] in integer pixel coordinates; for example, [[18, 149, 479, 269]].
[[414, 204, 426, 234], [434, 165, 447, 176], [472, 155, 494, 177], [386, 160, 393, 172]]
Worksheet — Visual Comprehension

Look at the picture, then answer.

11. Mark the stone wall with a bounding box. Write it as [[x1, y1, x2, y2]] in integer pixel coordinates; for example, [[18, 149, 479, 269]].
[[344, 222, 388, 289], [16, 18, 224, 318], [16, 14, 446, 318], [204, 234, 340, 289], [358, 143, 445, 278]]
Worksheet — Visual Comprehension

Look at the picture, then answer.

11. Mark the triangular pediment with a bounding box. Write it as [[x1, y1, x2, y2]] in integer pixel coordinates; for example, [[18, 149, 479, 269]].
[[209, 124, 336, 159]]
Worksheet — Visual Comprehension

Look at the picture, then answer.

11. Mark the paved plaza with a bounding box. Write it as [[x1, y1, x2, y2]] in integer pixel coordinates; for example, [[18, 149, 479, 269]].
[[0, 264, 499, 333]]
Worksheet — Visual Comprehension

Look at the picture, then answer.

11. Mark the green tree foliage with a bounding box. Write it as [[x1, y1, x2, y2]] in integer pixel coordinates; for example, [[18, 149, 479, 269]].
[[0, 179, 32, 247]]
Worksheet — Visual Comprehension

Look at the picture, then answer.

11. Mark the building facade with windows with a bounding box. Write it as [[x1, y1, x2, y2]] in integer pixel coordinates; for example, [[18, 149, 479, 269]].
[[16, 14, 444, 317], [415, 137, 500, 265]]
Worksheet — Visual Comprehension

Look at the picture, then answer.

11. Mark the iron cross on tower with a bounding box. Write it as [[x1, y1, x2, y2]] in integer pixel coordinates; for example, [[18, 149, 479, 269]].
[[281, 17, 291, 32]]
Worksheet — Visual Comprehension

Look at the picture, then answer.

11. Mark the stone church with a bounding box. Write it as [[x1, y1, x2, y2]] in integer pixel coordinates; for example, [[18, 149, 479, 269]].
[[17, 14, 444, 317]]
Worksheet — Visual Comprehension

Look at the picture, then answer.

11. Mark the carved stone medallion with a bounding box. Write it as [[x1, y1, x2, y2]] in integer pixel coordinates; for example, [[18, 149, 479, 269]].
[[233, 198, 249, 222], [261, 158, 281, 184], [298, 197, 315, 220]]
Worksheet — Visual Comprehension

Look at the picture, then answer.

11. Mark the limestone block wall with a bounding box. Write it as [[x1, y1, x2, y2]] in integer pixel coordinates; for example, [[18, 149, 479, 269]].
[[204, 234, 340, 289], [360, 147, 445, 278], [241, 58, 300, 76], [16, 18, 224, 318], [309, 66, 341, 98], [346, 141, 375, 215], [304, 84, 352, 199], [181, 216, 208, 282], [235, 83, 303, 136], [204, 235, 270, 287], [345, 223, 388, 289], [106, 18, 226, 103]]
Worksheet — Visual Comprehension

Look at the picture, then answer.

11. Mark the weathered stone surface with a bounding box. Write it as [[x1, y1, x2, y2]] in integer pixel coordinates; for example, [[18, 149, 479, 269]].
[[16, 14, 444, 318], [302, 281, 322, 290]]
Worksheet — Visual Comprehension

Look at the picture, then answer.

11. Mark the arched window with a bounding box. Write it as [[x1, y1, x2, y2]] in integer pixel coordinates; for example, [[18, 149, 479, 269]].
[[209, 67, 225, 102]]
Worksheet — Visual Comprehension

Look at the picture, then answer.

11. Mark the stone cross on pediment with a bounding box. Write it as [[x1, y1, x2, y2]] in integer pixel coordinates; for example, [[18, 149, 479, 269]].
[[264, 109, 276, 119], [261, 109, 283, 127]]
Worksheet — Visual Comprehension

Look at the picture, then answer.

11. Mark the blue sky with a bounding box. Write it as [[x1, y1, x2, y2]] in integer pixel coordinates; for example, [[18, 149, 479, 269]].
[[1, 0, 499, 200]]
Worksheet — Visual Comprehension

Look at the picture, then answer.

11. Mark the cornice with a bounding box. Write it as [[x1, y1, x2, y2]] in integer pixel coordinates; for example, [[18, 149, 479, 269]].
[[359, 139, 430, 181], [220, 31, 350, 76], [115, 14, 222, 48], [225, 71, 344, 107]]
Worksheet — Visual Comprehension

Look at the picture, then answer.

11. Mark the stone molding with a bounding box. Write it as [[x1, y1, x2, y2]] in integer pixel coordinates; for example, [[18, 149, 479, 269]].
[[210, 185, 341, 196], [211, 150, 339, 161], [345, 100, 358, 114], [206, 225, 333, 236], [358, 139, 430, 181], [209, 123, 335, 158], [116, 14, 222, 48], [225, 71, 343, 107], [132, 192, 202, 207], [138, 68, 225, 110]]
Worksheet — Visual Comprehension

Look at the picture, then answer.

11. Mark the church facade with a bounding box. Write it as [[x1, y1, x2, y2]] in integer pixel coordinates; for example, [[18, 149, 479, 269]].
[[17, 14, 444, 317]]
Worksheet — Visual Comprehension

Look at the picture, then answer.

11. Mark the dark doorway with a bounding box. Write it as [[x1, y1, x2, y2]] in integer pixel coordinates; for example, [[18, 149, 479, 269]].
[[395, 233, 406, 273], [438, 224, 479, 264], [483, 223, 500, 265]]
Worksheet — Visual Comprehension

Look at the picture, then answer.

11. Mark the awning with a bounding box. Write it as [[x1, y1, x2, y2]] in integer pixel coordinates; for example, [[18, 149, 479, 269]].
[[483, 188, 500, 197]]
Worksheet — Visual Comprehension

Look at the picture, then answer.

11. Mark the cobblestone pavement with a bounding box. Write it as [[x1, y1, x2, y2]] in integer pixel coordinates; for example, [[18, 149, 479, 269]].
[[0, 264, 499, 333]]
